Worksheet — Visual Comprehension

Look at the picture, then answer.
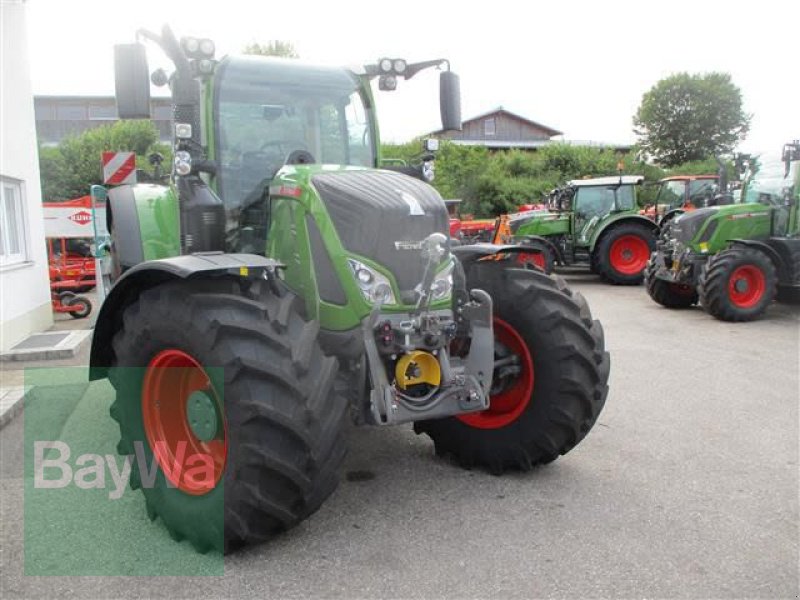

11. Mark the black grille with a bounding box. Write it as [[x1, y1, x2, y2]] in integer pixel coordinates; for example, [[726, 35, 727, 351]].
[[672, 208, 716, 243], [312, 170, 448, 293]]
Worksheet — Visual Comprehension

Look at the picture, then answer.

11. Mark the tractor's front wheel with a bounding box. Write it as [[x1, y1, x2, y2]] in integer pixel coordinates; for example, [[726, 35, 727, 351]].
[[108, 277, 348, 553], [644, 258, 697, 308], [415, 264, 609, 473], [699, 247, 777, 321]]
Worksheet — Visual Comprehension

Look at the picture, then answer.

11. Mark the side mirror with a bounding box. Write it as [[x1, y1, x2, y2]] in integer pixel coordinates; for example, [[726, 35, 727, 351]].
[[439, 71, 462, 132], [114, 44, 151, 119]]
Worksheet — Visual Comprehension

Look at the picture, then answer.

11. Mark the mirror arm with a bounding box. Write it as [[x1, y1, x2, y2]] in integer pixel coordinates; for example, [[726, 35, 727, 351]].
[[404, 59, 450, 80], [134, 25, 191, 75]]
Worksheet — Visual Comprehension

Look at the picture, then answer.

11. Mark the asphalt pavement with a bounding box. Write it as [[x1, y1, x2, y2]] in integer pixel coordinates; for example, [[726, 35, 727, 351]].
[[1, 272, 798, 598]]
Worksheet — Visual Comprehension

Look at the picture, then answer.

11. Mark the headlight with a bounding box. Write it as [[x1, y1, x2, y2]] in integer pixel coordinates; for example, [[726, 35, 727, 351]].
[[174, 151, 192, 176], [347, 259, 397, 305], [431, 260, 454, 301], [199, 39, 215, 57], [182, 37, 200, 54], [422, 160, 435, 182]]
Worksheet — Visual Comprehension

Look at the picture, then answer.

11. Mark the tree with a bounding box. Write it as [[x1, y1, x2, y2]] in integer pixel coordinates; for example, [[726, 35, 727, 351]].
[[39, 120, 170, 201], [242, 41, 298, 58], [633, 72, 750, 167]]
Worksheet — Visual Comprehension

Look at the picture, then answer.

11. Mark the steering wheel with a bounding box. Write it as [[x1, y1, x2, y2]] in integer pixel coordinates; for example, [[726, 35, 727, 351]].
[[285, 149, 315, 165]]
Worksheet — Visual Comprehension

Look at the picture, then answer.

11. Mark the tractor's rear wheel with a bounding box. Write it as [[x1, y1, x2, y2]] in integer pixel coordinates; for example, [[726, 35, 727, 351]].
[[414, 264, 609, 473], [698, 247, 777, 321], [595, 224, 655, 285], [108, 277, 348, 553], [644, 258, 697, 308]]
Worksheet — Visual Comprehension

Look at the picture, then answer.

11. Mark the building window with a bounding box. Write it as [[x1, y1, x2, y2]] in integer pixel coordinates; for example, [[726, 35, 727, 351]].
[[484, 118, 496, 136], [0, 179, 28, 266]]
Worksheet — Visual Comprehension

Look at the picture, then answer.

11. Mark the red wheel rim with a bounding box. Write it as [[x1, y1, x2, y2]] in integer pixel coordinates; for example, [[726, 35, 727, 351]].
[[517, 251, 545, 270], [457, 318, 534, 430], [728, 265, 765, 308], [609, 235, 650, 275], [142, 349, 227, 495]]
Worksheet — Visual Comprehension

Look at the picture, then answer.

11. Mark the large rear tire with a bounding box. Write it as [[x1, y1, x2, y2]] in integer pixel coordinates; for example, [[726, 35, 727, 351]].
[[414, 264, 610, 473], [644, 257, 697, 308], [595, 223, 655, 285], [108, 277, 348, 553], [698, 247, 777, 321]]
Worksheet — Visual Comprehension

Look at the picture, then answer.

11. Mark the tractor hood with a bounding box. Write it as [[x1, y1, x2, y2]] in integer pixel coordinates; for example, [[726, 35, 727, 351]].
[[671, 208, 717, 243], [671, 203, 773, 247], [311, 169, 449, 300], [509, 210, 569, 236]]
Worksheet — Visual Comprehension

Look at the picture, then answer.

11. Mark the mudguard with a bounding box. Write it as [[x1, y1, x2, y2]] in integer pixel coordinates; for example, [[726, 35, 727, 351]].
[[730, 239, 792, 282], [451, 243, 544, 270], [89, 253, 282, 380]]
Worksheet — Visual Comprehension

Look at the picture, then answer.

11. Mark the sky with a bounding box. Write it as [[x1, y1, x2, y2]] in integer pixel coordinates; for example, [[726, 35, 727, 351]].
[[25, 0, 800, 154]]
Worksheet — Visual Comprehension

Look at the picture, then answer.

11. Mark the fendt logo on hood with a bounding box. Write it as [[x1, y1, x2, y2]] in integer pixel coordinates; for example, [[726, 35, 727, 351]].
[[68, 211, 92, 225]]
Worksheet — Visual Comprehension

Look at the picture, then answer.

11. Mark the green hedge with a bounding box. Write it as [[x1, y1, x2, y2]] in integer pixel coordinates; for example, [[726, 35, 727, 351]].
[[382, 141, 729, 217]]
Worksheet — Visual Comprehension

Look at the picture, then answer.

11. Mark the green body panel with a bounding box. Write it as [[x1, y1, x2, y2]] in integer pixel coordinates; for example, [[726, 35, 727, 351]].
[[685, 203, 773, 253], [267, 166, 449, 331], [130, 184, 181, 260], [514, 213, 571, 238]]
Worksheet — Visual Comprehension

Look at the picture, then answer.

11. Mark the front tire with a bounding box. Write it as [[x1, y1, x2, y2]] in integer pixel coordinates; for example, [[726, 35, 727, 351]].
[[644, 258, 697, 308], [699, 247, 777, 321], [414, 264, 610, 473], [595, 223, 655, 285], [108, 277, 348, 553]]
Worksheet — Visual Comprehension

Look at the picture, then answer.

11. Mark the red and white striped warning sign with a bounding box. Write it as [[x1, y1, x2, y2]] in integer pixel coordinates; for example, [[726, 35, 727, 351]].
[[102, 152, 137, 185]]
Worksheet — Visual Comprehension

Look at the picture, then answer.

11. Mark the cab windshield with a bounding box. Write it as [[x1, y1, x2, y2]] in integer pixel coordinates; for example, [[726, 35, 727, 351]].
[[655, 180, 685, 208], [214, 56, 375, 212], [743, 154, 798, 206]]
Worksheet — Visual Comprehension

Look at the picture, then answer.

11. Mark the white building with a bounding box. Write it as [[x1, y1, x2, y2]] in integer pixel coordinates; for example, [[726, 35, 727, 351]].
[[0, 0, 53, 351]]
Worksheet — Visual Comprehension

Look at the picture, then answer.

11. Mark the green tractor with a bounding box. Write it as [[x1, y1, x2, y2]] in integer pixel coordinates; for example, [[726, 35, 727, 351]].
[[506, 175, 658, 284], [646, 142, 800, 321], [90, 26, 610, 553]]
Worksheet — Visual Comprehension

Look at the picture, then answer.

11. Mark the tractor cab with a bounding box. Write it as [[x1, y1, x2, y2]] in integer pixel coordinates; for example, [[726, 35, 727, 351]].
[[568, 176, 642, 243], [652, 175, 719, 214], [741, 146, 800, 237]]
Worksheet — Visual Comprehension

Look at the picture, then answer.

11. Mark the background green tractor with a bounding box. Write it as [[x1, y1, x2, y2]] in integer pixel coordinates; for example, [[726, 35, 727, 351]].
[[507, 175, 658, 284], [89, 26, 610, 553], [646, 141, 800, 321]]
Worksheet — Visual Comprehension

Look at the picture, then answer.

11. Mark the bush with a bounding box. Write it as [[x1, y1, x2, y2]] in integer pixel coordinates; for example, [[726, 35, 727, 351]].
[[383, 141, 681, 216]]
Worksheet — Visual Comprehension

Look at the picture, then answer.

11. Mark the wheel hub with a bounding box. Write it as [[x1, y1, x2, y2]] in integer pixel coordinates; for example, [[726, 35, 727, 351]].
[[733, 278, 749, 294], [186, 389, 219, 443]]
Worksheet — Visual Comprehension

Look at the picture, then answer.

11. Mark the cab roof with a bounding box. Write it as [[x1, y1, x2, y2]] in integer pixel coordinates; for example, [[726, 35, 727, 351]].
[[568, 175, 644, 187], [659, 175, 718, 182]]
